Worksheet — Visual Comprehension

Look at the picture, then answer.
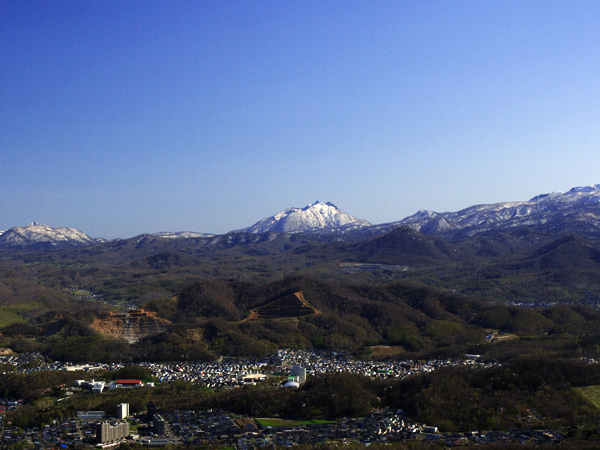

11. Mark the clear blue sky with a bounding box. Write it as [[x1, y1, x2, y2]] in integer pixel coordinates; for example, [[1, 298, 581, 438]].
[[2, 1, 600, 238]]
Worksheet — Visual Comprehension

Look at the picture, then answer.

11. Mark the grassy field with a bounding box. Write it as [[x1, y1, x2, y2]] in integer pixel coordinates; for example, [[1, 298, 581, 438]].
[[362, 345, 407, 360], [576, 385, 600, 409], [255, 418, 336, 427], [0, 303, 44, 327]]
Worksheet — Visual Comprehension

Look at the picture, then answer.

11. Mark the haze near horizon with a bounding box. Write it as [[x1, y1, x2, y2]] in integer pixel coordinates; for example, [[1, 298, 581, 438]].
[[2, 1, 600, 239]]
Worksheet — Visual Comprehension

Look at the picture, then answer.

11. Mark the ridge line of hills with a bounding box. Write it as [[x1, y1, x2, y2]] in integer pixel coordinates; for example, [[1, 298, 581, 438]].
[[0, 185, 600, 314], [2, 184, 600, 250], [5, 187, 600, 437], [2, 186, 600, 364]]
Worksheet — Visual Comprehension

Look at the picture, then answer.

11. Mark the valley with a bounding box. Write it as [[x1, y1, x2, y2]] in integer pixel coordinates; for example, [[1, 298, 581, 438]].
[[3, 187, 600, 362], [3, 186, 600, 447]]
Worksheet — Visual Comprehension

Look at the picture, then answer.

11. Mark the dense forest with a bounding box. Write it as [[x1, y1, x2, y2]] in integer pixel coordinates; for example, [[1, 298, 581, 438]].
[[4, 224, 600, 445], [3, 275, 600, 363]]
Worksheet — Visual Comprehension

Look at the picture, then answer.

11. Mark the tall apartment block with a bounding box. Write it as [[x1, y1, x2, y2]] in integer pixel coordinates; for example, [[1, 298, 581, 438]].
[[290, 365, 306, 384], [97, 422, 130, 443], [117, 403, 129, 420]]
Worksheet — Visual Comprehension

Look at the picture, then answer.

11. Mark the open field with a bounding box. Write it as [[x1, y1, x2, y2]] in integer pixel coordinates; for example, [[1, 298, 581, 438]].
[[0, 303, 45, 327], [362, 345, 407, 359], [576, 385, 600, 409], [255, 418, 336, 427]]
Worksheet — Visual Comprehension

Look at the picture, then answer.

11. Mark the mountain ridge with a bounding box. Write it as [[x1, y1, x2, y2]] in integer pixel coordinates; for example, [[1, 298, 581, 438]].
[[0, 222, 100, 250], [4, 185, 600, 250], [388, 184, 600, 240]]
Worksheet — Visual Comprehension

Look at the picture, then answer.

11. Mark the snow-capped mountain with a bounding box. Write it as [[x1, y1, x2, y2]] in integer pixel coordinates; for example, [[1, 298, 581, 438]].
[[391, 185, 600, 240], [4, 185, 600, 251], [239, 201, 371, 234], [0, 222, 99, 249]]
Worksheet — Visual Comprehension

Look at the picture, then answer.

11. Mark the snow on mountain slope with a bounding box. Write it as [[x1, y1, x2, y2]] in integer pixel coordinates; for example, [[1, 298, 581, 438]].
[[152, 231, 215, 239], [394, 184, 600, 239], [240, 201, 371, 234], [0, 222, 99, 249], [3, 184, 600, 248]]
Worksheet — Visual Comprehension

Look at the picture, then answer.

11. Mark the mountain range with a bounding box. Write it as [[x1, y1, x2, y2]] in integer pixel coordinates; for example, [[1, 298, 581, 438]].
[[3, 185, 600, 250], [4, 185, 600, 361], [396, 185, 600, 240]]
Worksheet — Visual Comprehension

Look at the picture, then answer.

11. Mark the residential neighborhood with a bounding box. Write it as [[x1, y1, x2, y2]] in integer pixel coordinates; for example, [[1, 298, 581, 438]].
[[0, 349, 584, 448]]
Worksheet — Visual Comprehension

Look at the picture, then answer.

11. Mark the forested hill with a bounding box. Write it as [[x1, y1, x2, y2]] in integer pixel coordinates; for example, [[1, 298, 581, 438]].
[[3, 275, 600, 363]]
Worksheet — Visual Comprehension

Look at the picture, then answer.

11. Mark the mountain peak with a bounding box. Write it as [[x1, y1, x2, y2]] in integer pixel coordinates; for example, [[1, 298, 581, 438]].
[[305, 200, 336, 208], [302, 201, 341, 213], [529, 185, 600, 202], [240, 201, 371, 234], [565, 184, 600, 195], [0, 223, 98, 250]]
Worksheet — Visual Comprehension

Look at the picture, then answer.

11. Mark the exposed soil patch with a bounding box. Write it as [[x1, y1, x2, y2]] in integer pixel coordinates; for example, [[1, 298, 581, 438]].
[[245, 291, 319, 320], [90, 308, 171, 343]]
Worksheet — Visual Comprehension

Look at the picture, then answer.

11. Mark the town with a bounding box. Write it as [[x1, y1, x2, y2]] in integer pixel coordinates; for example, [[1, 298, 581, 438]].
[[1, 349, 494, 391], [0, 350, 581, 448]]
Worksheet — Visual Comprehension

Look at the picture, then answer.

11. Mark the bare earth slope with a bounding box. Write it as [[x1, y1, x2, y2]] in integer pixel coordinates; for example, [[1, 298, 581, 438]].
[[246, 291, 319, 320], [89, 308, 171, 343]]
